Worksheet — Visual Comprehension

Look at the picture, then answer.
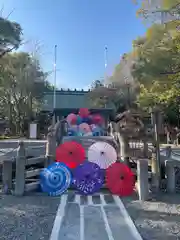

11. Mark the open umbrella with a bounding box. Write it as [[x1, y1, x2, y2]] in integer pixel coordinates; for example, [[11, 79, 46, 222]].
[[81, 116, 91, 124], [56, 141, 86, 168], [66, 113, 77, 125], [92, 126, 103, 136], [79, 108, 90, 118], [91, 114, 104, 126], [40, 162, 72, 196], [88, 141, 117, 169], [76, 115, 83, 125], [90, 124, 97, 131], [106, 162, 135, 196], [70, 124, 78, 132], [79, 123, 91, 133], [72, 162, 104, 195], [67, 128, 77, 136]]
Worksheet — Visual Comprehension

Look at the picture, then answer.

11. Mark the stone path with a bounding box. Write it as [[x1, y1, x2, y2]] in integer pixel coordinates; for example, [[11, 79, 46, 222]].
[[50, 192, 143, 240]]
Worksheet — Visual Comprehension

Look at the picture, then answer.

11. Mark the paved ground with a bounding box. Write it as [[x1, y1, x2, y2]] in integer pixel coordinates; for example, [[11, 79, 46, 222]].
[[50, 192, 142, 240], [122, 193, 180, 240]]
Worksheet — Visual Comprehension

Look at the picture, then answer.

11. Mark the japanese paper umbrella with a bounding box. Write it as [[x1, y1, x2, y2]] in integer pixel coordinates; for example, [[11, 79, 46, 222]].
[[91, 114, 104, 125], [106, 162, 135, 196], [40, 162, 72, 196], [70, 124, 78, 132], [92, 126, 103, 136], [66, 113, 77, 125], [76, 115, 83, 125], [79, 108, 90, 118], [88, 141, 117, 169], [67, 128, 77, 136], [79, 123, 91, 133], [72, 162, 104, 195], [56, 141, 86, 168]]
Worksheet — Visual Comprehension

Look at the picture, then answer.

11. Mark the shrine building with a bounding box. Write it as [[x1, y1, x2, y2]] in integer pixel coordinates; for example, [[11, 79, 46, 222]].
[[42, 89, 115, 123]]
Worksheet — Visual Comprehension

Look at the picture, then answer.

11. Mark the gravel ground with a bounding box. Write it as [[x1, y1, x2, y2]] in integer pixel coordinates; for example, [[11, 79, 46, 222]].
[[0, 192, 60, 240], [1, 190, 180, 240], [122, 193, 180, 240]]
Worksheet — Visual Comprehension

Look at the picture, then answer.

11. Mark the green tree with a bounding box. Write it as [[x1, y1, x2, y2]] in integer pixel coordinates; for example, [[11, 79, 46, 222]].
[[0, 52, 50, 134], [130, 23, 180, 125], [0, 17, 22, 57]]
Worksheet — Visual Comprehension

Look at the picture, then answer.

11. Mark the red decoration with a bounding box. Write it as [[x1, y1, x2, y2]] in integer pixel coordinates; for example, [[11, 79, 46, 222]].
[[106, 162, 135, 196], [79, 108, 90, 118], [56, 141, 86, 168]]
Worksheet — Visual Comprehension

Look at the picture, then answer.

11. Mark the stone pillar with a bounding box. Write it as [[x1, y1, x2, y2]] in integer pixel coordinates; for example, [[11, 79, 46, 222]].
[[151, 108, 161, 190], [137, 159, 149, 201], [165, 160, 175, 193], [2, 160, 12, 194], [165, 146, 172, 158], [143, 139, 148, 158], [151, 151, 160, 192], [14, 141, 26, 196], [45, 130, 56, 167]]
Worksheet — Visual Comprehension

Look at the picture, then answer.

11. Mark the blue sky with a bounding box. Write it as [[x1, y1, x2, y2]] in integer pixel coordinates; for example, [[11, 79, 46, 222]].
[[1, 0, 146, 89]]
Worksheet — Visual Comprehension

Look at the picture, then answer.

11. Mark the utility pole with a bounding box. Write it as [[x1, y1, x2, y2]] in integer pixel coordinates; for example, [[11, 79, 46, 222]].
[[104, 46, 108, 86], [53, 45, 57, 125], [53, 45, 57, 109]]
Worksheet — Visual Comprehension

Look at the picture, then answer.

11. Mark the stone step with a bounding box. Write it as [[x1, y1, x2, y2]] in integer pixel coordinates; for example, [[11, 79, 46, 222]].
[[50, 193, 143, 240], [62, 136, 118, 150]]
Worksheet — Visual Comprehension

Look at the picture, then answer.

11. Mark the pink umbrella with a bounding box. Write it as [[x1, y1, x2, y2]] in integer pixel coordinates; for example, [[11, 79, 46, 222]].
[[79, 123, 91, 133], [66, 113, 77, 125]]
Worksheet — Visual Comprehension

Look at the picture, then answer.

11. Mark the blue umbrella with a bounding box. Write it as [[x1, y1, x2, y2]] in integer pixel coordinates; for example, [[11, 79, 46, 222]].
[[81, 117, 91, 124], [67, 128, 77, 136], [76, 115, 83, 125], [40, 162, 72, 196], [92, 126, 103, 136], [77, 130, 84, 136]]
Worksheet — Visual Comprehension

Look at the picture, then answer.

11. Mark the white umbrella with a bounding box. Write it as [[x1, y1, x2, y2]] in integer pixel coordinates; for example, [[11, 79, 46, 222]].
[[87, 141, 117, 169]]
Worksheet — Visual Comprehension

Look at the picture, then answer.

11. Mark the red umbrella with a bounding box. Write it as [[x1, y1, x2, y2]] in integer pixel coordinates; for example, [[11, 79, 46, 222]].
[[106, 162, 135, 196], [71, 115, 77, 125], [91, 114, 104, 125], [67, 113, 77, 125], [79, 108, 90, 118], [56, 141, 86, 168]]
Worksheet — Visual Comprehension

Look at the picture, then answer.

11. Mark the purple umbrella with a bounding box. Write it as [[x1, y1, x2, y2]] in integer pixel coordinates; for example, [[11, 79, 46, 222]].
[[72, 162, 104, 195]]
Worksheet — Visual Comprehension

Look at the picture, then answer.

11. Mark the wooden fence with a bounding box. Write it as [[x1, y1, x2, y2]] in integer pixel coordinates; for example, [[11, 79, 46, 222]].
[[0, 132, 178, 201], [0, 135, 55, 196]]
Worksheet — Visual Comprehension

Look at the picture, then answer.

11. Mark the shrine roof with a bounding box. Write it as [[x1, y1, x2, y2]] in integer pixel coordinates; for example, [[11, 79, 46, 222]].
[[42, 90, 114, 111]]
